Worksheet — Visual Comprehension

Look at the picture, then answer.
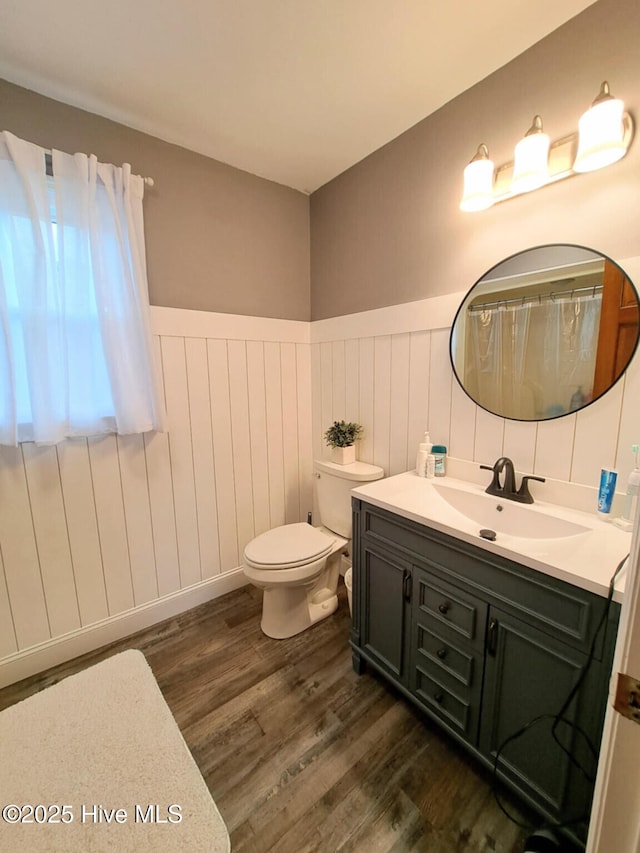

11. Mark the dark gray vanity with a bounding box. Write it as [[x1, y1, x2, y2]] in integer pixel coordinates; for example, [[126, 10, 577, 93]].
[[350, 497, 620, 847]]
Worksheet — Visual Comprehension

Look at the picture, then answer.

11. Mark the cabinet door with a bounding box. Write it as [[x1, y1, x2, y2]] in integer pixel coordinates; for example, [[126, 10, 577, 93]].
[[479, 606, 593, 822], [360, 545, 411, 684]]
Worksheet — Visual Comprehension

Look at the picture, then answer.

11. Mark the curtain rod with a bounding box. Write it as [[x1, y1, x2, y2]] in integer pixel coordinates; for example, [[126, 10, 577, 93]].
[[469, 283, 603, 313], [44, 151, 154, 187]]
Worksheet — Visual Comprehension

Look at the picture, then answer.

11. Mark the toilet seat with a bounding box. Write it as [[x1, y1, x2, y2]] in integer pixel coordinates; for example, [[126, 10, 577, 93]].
[[243, 522, 334, 570]]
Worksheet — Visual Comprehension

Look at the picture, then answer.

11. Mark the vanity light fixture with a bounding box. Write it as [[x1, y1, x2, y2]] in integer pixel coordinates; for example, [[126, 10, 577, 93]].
[[510, 115, 550, 194], [459, 81, 634, 212]]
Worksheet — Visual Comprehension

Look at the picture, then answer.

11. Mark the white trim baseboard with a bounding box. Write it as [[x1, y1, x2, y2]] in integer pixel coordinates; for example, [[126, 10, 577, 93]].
[[0, 569, 248, 689]]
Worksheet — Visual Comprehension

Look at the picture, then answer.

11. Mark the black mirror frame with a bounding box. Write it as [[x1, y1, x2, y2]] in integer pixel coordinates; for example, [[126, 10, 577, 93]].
[[449, 243, 640, 422]]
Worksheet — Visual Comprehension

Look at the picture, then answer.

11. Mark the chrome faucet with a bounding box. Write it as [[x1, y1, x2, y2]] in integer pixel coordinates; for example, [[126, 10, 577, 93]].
[[480, 457, 546, 504]]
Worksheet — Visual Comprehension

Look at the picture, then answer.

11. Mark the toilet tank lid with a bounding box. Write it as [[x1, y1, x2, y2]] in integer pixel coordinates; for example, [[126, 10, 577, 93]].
[[314, 459, 384, 481]]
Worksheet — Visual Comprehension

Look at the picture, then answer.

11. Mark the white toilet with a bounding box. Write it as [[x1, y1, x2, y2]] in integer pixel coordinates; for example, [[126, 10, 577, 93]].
[[243, 459, 384, 639]]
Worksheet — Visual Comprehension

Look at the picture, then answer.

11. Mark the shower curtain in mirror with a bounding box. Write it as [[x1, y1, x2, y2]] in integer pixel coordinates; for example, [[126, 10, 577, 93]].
[[465, 294, 602, 420]]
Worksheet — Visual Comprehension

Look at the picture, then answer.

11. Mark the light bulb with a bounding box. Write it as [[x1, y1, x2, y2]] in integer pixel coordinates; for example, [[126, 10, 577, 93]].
[[510, 116, 550, 194], [460, 144, 494, 212], [574, 82, 626, 173]]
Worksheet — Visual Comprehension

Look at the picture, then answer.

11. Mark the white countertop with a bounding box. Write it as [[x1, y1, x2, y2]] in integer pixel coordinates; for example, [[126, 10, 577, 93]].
[[352, 471, 632, 602]]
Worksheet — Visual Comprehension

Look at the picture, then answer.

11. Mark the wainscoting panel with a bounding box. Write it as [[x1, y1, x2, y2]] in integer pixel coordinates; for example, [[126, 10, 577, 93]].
[[227, 339, 256, 557], [373, 336, 391, 475], [282, 342, 303, 524], [208, 337, 240, 573], [22, 443, 81, 638], [0, 549, 16, 658], [87, 434, 136, 617], [2, 268, 638, 684], [117, 433, 159, 607], [310, 270, 640, 516], [427, 328, 453, 452], [450, 379, 476, 463], [389, 333, 411, 477], [0, 309, 313, 685], [0, 445, 52, 650], [247, 340, 271, 539], [185, 337, 221, 583], [296, 343, 314, 519], [264, 342, 287, 530], [162, 335, 202, 589], [56, 440, 110, 625], [406, 330, 431, 473], [503, 419, 537, 476], [358, 337, 375, 466]]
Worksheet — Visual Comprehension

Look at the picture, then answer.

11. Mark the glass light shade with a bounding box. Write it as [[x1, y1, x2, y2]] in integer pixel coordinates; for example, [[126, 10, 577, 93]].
[[460, 156, 495, 212], [574, 96, 626, 173], [510, 125, 550, 194]]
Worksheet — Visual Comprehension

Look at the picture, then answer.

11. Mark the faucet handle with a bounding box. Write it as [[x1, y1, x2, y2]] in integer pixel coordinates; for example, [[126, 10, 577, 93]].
[[480, 463, 503, 496], [517, 475, 546, 504]]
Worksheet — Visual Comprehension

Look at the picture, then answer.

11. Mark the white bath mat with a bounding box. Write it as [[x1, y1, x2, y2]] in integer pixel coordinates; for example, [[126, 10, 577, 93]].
[[0, 649, 230, 852]]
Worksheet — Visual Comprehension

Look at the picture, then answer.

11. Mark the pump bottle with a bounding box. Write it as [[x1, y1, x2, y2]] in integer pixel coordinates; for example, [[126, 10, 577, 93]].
[[415, 431, 432, 477]]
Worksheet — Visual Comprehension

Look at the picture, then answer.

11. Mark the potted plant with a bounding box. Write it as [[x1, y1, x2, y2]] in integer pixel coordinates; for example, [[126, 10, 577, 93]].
[[324, 420, 363, 465]]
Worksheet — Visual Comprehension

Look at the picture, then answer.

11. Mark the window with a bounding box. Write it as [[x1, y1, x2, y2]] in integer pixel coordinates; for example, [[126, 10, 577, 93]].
[[0, 131, 166, 446]]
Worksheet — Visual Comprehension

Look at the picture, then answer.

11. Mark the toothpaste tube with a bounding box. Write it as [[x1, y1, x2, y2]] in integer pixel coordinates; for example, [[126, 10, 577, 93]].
[[597, 468, 618, 515]]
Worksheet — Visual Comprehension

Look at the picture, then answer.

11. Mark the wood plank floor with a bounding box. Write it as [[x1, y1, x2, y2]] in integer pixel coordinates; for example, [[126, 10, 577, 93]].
[[0, 582, 563, 852]]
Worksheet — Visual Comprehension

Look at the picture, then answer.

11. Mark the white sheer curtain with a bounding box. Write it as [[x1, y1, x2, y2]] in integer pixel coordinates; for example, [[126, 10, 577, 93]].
[[0, 131, 166, 446]]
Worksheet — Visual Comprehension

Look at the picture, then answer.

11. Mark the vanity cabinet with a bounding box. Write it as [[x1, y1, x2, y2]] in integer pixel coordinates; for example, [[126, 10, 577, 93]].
[[350, 498, 621, 847]]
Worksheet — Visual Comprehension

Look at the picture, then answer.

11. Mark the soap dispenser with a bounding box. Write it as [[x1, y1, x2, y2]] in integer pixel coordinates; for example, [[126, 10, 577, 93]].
[[614, 444, 640, 531], [415, 431, 432, 477]]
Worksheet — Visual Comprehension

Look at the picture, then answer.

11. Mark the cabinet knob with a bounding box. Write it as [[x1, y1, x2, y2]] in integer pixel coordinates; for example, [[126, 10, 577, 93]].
[[434, 692, 444, 704], [437, 647, 447, 660], [438, 602, 450, 615]]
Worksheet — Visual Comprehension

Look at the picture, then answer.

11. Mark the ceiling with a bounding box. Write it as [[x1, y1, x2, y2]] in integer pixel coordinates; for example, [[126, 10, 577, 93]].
[[0, 0, 595, 193]]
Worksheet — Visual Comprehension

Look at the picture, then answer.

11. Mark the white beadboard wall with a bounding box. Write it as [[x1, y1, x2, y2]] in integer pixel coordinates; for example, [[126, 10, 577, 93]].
[[0, 308, 313, 686], [1, 257, 638, 686], [311, 257, 640, 517]]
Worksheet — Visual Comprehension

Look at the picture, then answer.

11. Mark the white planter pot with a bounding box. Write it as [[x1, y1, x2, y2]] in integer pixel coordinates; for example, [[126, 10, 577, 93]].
[[330, 445, 356, 465]]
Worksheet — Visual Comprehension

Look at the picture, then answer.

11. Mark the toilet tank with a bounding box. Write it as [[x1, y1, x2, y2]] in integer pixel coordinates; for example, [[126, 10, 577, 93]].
[[314, 459, 384, 538]]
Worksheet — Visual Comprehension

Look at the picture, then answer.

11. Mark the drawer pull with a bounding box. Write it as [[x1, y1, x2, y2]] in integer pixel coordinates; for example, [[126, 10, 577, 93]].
[[438, 602, 450, 615], [434, 692, 444, 703], [436, 647, 448, 660]]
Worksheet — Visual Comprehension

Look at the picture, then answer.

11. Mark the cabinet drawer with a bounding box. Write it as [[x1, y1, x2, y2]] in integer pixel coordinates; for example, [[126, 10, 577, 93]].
[[414, 619, 477, 688], [414, 666, 477, 740], [415, 571, 488, 650]]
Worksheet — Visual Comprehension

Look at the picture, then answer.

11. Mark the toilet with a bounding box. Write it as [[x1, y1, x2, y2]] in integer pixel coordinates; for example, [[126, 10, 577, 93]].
[[243, 459, 384, 639]]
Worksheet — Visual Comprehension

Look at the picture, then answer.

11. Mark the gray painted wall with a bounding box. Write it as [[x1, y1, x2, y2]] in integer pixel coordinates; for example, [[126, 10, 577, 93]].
[[310, 0, 640, 319], [0, 78, 311, 321], [1, 0, 639, 324]]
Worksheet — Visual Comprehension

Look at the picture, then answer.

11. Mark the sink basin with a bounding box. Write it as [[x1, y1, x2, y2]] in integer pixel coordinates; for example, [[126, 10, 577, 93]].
[[432, 482, 591, 540], [350, 471, 631, 600]]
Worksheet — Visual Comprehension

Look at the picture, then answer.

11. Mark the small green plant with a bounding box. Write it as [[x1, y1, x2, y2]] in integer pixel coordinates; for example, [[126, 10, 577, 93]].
[[324, 420, 363, 448]]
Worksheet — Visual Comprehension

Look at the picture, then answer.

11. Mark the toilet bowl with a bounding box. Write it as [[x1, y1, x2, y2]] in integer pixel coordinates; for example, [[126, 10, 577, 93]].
[[244, 522, 347, 639], [243, 459, 384, 639]]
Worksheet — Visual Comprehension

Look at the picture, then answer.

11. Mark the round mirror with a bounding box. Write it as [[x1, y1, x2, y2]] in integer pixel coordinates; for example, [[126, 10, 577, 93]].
[[450, 245, 640, 421]]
